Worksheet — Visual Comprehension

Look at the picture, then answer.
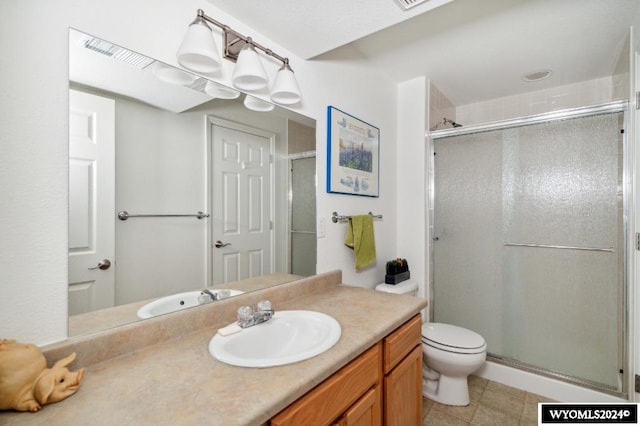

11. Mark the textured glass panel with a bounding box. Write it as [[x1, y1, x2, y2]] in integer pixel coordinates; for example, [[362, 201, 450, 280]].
[[290, 156, 316, 276], [502, 116, 619, 249], [433, 132, 505, 350], [291, 157, 317, 232], [291, 232, 316, 276], [433, 112, 623, 389]]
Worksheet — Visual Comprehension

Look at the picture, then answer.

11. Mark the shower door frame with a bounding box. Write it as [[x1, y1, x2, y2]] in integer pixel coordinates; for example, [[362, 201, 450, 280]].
[[427, 100, 631, 397]]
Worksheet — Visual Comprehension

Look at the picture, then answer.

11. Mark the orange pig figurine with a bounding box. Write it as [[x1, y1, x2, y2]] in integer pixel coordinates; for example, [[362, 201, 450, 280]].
[[0, 339, 84, 412]]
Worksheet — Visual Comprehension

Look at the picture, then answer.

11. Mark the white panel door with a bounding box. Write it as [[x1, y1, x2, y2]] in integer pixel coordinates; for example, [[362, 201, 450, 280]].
[[68, 89, 115, 314], [211, 121, 273, 284]]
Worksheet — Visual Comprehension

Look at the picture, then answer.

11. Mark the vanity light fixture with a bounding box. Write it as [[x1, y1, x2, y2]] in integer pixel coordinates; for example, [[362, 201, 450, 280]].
[[232, 39, 268, 91], [204, 80, 241, 99], [151, 62, 197, 86], [522, 69, 552, 82], [176, 13, 222, 73], [244, 95, 275, 112], [270, 60, 301, 105], [177, 9, 302, 105]]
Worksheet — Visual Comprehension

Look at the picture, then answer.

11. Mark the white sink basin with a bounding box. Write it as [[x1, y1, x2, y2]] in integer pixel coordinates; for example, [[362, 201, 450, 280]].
[[209, 310, 341, 367], [136, 289, 244, 319]]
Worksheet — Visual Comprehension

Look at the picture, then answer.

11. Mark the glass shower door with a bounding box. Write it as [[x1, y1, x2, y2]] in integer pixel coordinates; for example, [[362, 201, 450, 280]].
[[290, 155, 317, 276], [432, 111, 624, 392]]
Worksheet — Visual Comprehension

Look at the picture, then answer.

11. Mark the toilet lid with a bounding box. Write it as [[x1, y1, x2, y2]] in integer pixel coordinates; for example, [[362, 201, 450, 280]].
[[375, 280, 418, 295], [422, 323, 486, 353]]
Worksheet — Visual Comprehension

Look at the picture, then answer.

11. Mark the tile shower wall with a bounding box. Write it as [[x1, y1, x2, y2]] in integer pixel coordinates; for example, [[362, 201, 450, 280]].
[[456, 76, 623, 126], [429, 82, 455, 131], [288, 121, 316, 154]]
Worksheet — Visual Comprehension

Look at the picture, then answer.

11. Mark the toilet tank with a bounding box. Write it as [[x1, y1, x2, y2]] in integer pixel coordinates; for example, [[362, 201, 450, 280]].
[[375, 280, 418, 297]]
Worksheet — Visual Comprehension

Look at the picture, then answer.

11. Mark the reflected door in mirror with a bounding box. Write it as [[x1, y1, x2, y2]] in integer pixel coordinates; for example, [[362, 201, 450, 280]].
[[211, 122, 274, 284], [68, 90, 116, 314]]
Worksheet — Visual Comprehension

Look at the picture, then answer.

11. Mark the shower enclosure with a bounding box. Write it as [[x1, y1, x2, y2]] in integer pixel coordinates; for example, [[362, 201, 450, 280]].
[[429, 102, 628, 395], [289, 154, 317, 276]]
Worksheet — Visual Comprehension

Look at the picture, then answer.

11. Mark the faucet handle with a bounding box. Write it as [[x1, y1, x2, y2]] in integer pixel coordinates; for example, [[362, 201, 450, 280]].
[[198, 293, 212, 304], [256, 300, 272, 311], [237, 305, 254, 322]]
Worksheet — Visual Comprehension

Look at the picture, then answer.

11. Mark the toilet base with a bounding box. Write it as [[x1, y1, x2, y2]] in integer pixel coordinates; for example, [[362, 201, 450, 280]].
[[422, 374, 471, 406]]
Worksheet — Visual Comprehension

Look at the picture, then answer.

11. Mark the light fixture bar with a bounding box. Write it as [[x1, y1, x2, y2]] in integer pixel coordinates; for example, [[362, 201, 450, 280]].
[[196, 9, 288, 66], [178, 9, 302, 105]]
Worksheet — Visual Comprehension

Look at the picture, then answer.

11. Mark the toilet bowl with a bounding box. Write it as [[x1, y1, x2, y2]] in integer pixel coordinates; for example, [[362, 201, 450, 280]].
[[421, 323, 486, 406], [375, 282, 487, 406]]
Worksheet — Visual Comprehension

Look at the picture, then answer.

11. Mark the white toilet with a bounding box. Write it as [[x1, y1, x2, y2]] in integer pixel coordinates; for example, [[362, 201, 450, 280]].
[[375, 281, 486, 406]]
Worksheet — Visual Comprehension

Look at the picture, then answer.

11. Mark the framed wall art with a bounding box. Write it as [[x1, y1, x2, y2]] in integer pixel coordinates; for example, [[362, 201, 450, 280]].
[[326, 106, 379, 197]]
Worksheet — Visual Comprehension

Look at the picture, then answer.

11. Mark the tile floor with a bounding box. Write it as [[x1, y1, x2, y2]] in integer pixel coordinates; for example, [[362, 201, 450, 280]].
[[422, 375, 555, 425]]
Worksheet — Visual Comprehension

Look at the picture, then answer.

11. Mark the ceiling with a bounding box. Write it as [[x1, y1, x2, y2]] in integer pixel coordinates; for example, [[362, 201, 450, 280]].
[[69, 29, 214, 113], [208, 0, 640, 105]]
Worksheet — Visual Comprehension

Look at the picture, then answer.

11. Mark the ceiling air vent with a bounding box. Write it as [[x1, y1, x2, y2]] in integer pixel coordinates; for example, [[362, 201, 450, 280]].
[[394, 0, 431, 11], [78, 35, 154, 70]]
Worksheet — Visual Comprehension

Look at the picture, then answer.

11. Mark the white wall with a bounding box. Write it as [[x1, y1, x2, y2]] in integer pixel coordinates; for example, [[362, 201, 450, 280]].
[[314, 44, 398, 287], [0, 0, 398, 345], [111, 94, 207, 304], [114, 95, 295, 304], [396, 77, 429, 314]]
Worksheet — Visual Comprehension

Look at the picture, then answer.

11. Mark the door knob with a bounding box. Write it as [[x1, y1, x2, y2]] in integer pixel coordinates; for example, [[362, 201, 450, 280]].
[[88, 259, 111, 270], [214, 240, 232, 248]]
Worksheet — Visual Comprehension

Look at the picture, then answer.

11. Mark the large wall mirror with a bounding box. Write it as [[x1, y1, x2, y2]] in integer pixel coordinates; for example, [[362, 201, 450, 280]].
[[68, 29, 317, 336]]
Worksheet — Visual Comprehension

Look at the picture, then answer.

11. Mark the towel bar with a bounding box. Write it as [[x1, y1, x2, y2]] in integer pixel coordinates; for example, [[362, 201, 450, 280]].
[[503, 242, 613, 253], [118, 211, 210, 221], [332, 211, 383, 223]]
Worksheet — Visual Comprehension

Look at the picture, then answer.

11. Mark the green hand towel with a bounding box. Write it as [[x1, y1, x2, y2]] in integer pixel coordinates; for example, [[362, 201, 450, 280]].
[[344, 214, 376, 270]]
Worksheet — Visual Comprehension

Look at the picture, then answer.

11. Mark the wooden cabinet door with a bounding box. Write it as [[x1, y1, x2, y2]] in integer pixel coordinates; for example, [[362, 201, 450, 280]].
[[383, 345, 422, 426], [334, 385, 381, 426], [271, 344, 381, 426]]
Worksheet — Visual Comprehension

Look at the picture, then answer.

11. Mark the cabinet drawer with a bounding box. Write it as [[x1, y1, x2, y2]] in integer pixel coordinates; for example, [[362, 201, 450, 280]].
[[271, 343, 381, 426], [383, 314, 421, 374]]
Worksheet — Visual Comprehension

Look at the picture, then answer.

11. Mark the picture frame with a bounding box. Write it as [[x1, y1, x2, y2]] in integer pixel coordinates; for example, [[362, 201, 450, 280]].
[[326, 106, 380, 197]]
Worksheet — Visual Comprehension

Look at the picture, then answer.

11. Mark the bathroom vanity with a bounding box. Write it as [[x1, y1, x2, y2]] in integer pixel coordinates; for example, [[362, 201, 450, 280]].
[[1, 271, 426, 425], [270, 314, 422, 425]]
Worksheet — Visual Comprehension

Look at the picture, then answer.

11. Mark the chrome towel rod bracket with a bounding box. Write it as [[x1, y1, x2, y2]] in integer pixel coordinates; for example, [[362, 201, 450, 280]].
[[332, 211, 383, 223], [118, 211, 210, 221]]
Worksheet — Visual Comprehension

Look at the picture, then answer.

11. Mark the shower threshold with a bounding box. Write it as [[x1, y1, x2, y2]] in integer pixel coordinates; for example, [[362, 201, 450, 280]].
[[487, 353, 625, 398]]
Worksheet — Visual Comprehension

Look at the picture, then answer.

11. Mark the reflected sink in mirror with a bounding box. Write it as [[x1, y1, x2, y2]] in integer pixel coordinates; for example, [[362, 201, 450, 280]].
[[209, 310, 341, 367], [137, 290, 244, 319]]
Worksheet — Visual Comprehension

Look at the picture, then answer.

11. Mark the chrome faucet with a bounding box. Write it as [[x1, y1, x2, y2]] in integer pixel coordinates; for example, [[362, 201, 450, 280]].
[[237, 300, 274, 328], [198, 289, 230, 305]]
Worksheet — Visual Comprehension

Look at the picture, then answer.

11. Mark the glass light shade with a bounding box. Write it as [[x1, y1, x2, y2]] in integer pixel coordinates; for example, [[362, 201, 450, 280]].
[[151, 62, 197, 86], [244, 95, 275, 112], [270, 63, 301, 105], [204, 81, 241, 99], [232, 43, 268, 91], [176, 20, 221, 74]]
